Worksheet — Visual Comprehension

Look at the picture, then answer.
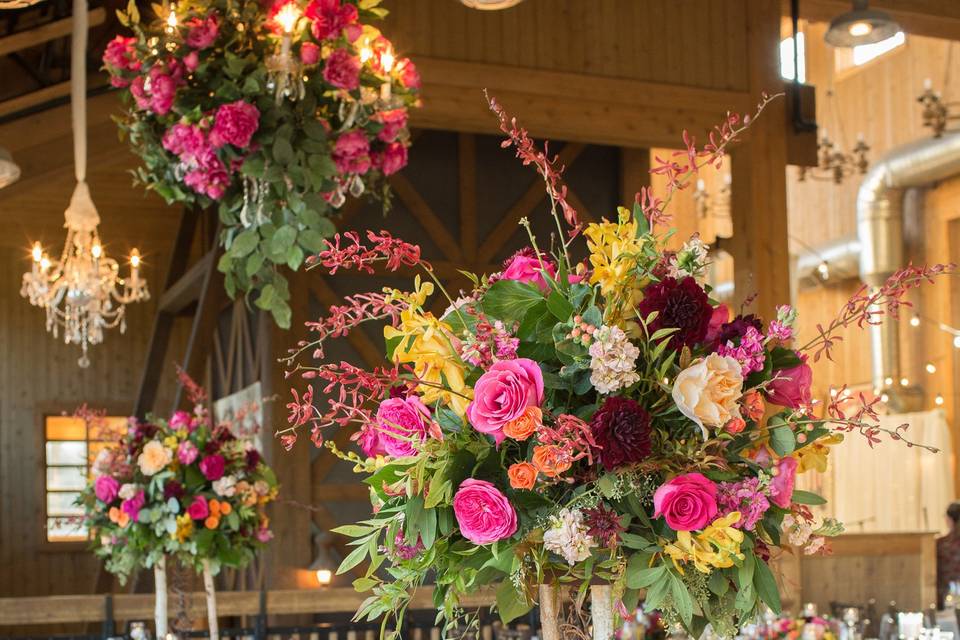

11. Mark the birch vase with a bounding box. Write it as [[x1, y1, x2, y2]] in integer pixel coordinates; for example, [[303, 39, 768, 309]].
[[154, 555, 168, 639]]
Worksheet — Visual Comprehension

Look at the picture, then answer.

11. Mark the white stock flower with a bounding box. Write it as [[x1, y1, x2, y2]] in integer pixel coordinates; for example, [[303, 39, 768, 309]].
[[543, 508, 597, 566], [213, 475, 238, 497], [589, 325, 641, 394], [118, 483, 138, 500]]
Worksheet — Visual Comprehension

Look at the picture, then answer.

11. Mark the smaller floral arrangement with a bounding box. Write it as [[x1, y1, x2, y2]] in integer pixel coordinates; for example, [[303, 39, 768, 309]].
[[78, 374, 278, 581], [757, 614, 838, 640], [103, 0, 420, 327]]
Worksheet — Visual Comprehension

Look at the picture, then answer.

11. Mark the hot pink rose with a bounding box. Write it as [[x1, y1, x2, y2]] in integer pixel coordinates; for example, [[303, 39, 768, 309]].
[[769, 455, 798, 508], [501, 249, 557, 293], [766, 361, 813, 408], [94, 475, 120, 503], [332, 130, 371, 174], [705, 303, 731, 344], [147, 66, 178, 115], [357, 423, 386, 457], [177, 440, 199, 465], [323, 48, 360, 91], [653, 472, 718, 531], [121, 490, 145, 522], [452, 479, 518, 545], [199, 454, 225, 481], [375, 395, 431, 457], [305, 0, 358, 41], [300, 42, 320, 65], [376, 108, 408, 142], [187, 495, 209, 520], [467, 358, 544, 445], [183, 50, 199, 72], [209, 100, 260, 149], [183, 148, 230, 199], [169, 410, 193, 431], [185, 14, 219, 50], [373, 142, 407, 176], [396, 58, 420, 89], [162, 123, 207, 163], [103, 35, 141, 72]]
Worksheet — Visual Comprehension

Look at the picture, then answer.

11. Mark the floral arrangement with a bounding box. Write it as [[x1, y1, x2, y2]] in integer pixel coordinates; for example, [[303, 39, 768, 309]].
[[280, 94, 951, 638], [103, 0, 420, 327], [79, 374, 278, 582], [754, 614, 837, 640]]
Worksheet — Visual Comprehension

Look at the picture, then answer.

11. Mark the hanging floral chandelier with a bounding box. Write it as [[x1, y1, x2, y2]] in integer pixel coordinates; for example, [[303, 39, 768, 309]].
[[20, 0, 149, 368]]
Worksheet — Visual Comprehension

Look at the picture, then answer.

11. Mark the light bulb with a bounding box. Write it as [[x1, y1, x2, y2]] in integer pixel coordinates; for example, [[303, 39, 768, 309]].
[[900, 377, 909, 387], [166, 8, 178, 28], [884, 376, 893, 386], [31, 242, 42, 262], [926, 362, 937, 374], [817, 261, 830, 280], [40, 256, 51, 271], [880, 393, 889, 403], [360, 44, 373, 64], [130, 249, 141, 268], [936, 394, 945, 406], [315, 569, 332, 585], [380, 48, 395, 72], [953, 335, 960, 349], [91, 243, 102, 259], [276, 2, 300, 34], [910, 315, 921, 327], [848, 21, 873, 37]]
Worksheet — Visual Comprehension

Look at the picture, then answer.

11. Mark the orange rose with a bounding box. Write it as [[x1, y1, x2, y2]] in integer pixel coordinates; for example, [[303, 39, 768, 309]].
[[204, 516, 220, 529], [503, 406, 543, 441], [724, 417, 746, 434], [508, 462, 538, 490], [108, 506, 131, 528], [742, 390, 765, 423], [532, 445, 572, 478], [219, 501, 232, 515]]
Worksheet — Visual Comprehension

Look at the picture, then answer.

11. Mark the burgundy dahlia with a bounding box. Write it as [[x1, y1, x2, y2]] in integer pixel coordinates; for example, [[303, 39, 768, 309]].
[[163, 480, 185, 500], [583, 502, 624, 547], [245, 448, 262, 472], [637, 276, 712, 350], [589, 396, 653, 471]]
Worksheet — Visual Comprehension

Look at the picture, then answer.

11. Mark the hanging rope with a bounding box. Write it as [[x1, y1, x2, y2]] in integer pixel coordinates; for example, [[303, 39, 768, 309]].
[[64, 0, 100, 233]]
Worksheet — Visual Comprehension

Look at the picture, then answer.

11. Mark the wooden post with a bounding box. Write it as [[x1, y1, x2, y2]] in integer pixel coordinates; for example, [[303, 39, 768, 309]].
[[590, 584, 614, 640], [728, 0, 790, 320], [202, 559, 219, 640], [538, 583, 561, 640], [154, 556, 168, 639], [619, 147, 650, 206]]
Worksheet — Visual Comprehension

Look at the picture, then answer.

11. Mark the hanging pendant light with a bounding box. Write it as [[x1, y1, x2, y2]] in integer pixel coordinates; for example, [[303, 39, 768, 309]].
[[0, 146, 20, 188], [459, 0, 524, 10], [824, 0, 900, 47], [20, 0, 149, 367]]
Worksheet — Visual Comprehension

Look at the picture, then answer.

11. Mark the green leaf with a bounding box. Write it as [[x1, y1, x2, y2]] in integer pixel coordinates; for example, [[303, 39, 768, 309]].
[[496, 580, 532, 624], [791, 489, 827, 505], [670, 573, 694, 626], [708, 570, 729, 596], [769, 422, 796, 456], [625, 561, 665, 589], [754, 559, 782, 614], [229, 230, 259, 258], [270, 225, 297, 255], [597, 473, 618, 499], [481, 279, 544, 323], [331, 524, 376, 537], [272, 137, 294, 165], [770, 346, 803, 370], [336, 540, 370, 575], [546, 290, 574, 321], [738, 548, 755, 588]]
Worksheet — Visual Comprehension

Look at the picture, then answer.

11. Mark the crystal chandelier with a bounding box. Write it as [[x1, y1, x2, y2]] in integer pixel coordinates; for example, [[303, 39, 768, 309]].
[[20, 0, 148, 368]]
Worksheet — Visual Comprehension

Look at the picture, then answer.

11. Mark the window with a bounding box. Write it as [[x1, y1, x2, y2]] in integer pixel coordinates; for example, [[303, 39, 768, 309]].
[[852, 31, 905, 66], [44, 413, 126, 542], [780, 33, 806, 83]]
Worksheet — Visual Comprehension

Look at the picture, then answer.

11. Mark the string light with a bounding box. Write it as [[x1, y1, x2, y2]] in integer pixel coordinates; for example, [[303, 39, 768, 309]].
[[935, 394, 945, 406], [816, 261, 830, 280], [900, 377, 910, 387], [910, 314, 921, 327], [884, 376, 893, 386], [926, 362, 937, 374], [954, 335, 960, 349], [880, 393, 890, 403]]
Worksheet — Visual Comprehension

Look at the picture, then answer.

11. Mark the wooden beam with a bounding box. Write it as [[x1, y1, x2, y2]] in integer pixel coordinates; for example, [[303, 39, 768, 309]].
[[791, 0, 960, 41], [157, 250, 213, 314], [620, 147, 651, 206], [389, 173, 463, 262], [311, 482, 370, 502], [0, 82, 72, 119], [410, 57, 752, 149], [0, 8, 106, 57], [459, 133, 477, 262]]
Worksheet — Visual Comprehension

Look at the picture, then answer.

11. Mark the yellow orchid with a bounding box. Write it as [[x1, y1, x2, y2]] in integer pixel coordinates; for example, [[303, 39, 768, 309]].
[[662, 512, 745, 574], [795, 433, 843, 473], [584, 206, 646, 297], [162, 435, 179, 449], [173, 513, 194, 543]]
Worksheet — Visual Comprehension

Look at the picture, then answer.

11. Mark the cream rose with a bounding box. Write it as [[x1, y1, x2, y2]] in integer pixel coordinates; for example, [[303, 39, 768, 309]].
[[137, 439, 173, 476], [672, 353, 743, 439]]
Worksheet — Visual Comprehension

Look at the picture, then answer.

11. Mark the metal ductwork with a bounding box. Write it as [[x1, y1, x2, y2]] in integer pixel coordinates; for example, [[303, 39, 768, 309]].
[[857, 133, 960, 404]]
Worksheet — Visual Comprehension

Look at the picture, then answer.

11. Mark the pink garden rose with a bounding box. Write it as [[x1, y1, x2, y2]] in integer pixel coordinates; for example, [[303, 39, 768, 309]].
[[169, 410, 193, 431], [300, 42, 320, 66], [357, 423, 387, 458], [182, 148, 230, 199], [162, 123, 207, 163], [199, 454, 226, 481], [177, 440, 199, 465], [501, 248, 557, 293], [332, 130, 371, 174], [121, 490, 145, 522], [185, 14, 219, 49], [94, 475, 120, 503], [396, 58, 421, 89], [103, 36, 140, 72], [467, 358, 544, 445], [305, 0, 358, 41], [769, 455, 798, 508], [323, 48, 360, 91], [375, 395, 431, 457], [373, 142, 407, 176], [183, 50, 199, 72], [210, 100, 260, 149], [187, 495, 209, 520], [376, 108, 408, 142], [452, 479, 518, 545], [653, 472, 718, 531], [766, 361, 813, 408]]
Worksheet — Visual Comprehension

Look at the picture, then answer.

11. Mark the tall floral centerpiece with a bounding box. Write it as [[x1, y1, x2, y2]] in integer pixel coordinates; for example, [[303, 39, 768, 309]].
[[102, 0, 420, 326], [280, 95, 951, 639], [79, 374, 278, 639]]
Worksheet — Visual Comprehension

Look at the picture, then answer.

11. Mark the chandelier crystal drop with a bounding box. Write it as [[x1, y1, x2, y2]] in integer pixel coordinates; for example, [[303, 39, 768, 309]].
[[20, 0, 149, 368]]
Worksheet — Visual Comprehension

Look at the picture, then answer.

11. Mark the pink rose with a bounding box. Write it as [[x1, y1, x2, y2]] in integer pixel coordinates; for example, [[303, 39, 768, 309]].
[[766, 361, 813, 408], [467, 358, 544, 445], [653, 472, 718, 531], [183, 50, 199, 72], [187, 495, 209, 520], [209, 100, 260, 148], [121, 490, 145, 522], [130, 75, 150, 110], [256, 526, 274, 542], [769, 456, 798, 508], [332, 130, 371, 174], [323, 48, 360, 91], [305, 0, 358, 41], [169, 410, 193, 431], [375, 395, 431, 457], [177, 440, 199, 465], [705, 304, 731, 344], [182, 148, 230, 199], [94, 475, 120, 503], [501, 249, 557, 293], [300, 42, 320, 66], [162, 123, 207, 163], [452, 479, 518, 545], [185, 14, 219, 50], [147, 66, 178, 115], [373, 142, 407, 176], [357, 423, 386, 457], [376, 108, 408, 143], [103, 35, 140, 72], [396, 58, 420, 89], [199, 454, 225, 481]]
